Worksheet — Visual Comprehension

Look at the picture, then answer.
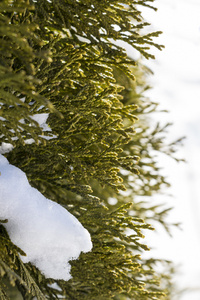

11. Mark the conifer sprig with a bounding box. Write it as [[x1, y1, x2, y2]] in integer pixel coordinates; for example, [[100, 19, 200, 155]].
[[0, 0, 179, 299]]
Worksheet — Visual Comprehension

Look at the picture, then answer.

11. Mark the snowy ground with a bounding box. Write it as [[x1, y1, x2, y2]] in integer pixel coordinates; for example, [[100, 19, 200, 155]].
[[139, 1, 200, 299]]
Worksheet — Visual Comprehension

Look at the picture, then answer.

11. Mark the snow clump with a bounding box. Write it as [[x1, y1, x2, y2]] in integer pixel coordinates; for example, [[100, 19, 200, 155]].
[[0, 154, 92, 280]]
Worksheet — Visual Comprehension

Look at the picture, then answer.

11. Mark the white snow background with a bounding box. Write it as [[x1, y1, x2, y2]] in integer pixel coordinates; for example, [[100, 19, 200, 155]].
[[0, 153, 92, 281], [134, 1, 200, 299]]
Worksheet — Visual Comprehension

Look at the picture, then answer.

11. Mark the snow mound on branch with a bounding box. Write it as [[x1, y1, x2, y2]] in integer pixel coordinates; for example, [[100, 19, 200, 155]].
[[0, 154, 92, 280]]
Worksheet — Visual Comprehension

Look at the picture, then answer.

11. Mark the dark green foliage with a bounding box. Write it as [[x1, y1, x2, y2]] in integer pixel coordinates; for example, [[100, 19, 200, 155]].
[[0, 0, 180, 299], [0, 0, 57, 146]]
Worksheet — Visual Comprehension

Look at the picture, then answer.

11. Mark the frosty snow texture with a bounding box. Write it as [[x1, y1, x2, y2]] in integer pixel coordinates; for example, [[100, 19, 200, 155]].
[[0, 154, 92, 280]]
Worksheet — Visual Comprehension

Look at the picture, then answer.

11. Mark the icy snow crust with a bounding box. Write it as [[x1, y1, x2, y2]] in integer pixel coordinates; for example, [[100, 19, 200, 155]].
[[0, 154, 92, 280]]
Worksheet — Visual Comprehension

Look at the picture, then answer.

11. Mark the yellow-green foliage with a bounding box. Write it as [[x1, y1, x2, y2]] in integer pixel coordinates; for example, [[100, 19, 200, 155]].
[[0, 0, 179, 299]]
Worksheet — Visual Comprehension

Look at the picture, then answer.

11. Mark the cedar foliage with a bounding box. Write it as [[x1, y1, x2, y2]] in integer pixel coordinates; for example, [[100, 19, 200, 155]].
[[0, 0, 181, 299]]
